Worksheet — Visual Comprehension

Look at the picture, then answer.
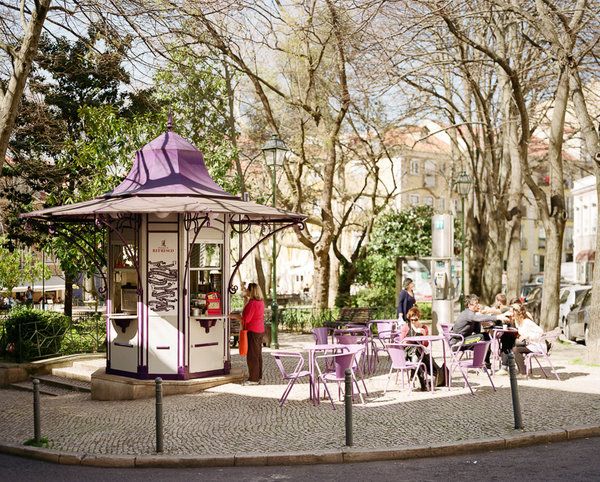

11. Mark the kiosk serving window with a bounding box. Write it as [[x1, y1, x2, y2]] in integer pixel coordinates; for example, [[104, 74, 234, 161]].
[[189, 242, 223, 315], [110, 226, 138, 314]]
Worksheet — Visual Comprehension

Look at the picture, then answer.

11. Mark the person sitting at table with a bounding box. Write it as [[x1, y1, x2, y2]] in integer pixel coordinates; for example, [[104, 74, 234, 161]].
[[487, 294, 518, 375], [481, 293, 510, 315], [511, 302, 544, 376], [398, 306, 445, 389], [451, 294, 508, 368]]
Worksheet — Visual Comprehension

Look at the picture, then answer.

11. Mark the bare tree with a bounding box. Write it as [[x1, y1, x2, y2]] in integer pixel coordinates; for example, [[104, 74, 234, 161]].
[[0, 0, 51, 171]]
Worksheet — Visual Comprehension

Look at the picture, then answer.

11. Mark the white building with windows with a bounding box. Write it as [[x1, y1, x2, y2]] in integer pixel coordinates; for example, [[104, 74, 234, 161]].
[[572, 175, 597, 283]]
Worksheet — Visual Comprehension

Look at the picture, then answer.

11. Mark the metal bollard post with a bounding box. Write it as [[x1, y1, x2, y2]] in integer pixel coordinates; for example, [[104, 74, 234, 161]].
[[507, 352, 523, 429], [344, 369, 353, 447], [155, 377, 164, 453], [32, 379, 41, 443]]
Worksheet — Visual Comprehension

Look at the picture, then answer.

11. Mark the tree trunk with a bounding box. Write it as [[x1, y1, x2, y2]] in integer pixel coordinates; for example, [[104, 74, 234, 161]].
[[539, 223, 564, 331], [0, 0, 51, 171], [504, 80, 523, 301], [538, 67, 569, 331], [64, 271, 74, 318], [312, 247, 331, 309], [570, 70, 600, 362]]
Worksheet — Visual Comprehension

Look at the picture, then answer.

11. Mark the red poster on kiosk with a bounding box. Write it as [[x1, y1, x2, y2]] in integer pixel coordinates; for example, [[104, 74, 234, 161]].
[[206, 292, 221, 315]]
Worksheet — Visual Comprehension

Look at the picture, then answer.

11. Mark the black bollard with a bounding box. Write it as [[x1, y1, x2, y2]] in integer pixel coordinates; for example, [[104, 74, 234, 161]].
[[32, 379, 41, 444], [155, 377, 164, 453], [507, 352, 523, 429], [344, 368, 353, 447]]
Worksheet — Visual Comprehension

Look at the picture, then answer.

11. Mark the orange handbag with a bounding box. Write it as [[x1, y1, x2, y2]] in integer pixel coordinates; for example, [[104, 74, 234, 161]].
[[239, 329, 248, 356]]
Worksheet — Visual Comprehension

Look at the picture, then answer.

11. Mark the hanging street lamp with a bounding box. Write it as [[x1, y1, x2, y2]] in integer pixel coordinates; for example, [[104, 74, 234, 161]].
[[261, 134, 288, 349], [453, 170, 472, 311]]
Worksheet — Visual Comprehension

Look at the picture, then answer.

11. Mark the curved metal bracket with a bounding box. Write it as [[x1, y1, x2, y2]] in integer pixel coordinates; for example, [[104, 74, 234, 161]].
[[47, 222, 109, 296], [95, 214, 143, 297], [228, 221, 304, 294]]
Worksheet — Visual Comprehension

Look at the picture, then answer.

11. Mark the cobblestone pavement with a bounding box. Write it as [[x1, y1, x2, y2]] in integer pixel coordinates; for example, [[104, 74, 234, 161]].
[[1, 334, 599, 456]]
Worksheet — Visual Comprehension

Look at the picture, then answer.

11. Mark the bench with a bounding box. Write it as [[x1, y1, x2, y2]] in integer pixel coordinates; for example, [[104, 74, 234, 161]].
[[324, 307, 378, 330]]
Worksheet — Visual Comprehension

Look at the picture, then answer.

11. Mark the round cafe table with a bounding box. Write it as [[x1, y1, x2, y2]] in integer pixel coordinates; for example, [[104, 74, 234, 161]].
[[402, 334, 447, 393]]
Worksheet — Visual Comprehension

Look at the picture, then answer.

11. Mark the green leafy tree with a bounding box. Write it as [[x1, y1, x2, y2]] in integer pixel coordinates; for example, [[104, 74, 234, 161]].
[[0, 238, 49, 296], [356, 205, 434, 301], [153, 48, 238, 193]]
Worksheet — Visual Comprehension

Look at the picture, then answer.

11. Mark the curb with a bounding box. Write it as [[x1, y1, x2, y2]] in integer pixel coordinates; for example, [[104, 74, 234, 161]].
[[2, 425, 599, 468]]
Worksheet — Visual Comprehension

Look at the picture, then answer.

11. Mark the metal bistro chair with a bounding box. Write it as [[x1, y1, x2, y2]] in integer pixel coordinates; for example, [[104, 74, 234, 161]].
[[454, 341, 496, 395], [315, 347, 366, 409], [312, 327, 330, 345], [524, 329, 561, 381], [383, 342, 425, 395], [370, 320, 396, 370], [271, 351, 313, 407], [334, 335, 370, 396]]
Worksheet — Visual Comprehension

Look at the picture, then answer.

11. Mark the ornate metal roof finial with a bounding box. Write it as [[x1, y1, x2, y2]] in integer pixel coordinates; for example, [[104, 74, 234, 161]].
[[167, 110, 173, 131]]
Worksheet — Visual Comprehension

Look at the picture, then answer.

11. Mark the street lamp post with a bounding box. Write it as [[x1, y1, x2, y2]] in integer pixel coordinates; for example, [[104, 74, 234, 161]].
[[261, 134, 288, 349], [453, 170, 472, 311]]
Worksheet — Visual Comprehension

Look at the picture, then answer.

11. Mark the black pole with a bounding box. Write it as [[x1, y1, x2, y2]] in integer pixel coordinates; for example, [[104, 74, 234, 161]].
[[507, 352, 523, 429], [344, 368, 353, 446], [155, 377, 164, 453], [32, 379, 41, 443]]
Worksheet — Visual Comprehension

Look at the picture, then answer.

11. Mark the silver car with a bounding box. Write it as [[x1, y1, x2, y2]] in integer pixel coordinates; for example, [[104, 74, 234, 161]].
[[559, 285, 590, 330], [564, 288, 591, 345]]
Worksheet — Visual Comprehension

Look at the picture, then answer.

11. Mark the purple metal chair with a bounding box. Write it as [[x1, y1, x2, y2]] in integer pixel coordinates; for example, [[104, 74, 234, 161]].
[[315, 348, 365, 409], [454, 341, 495, 395], [312, 327, 330, 345], [524, 329, 561, 380], [370, 320, 396, 369], [383, 343, 425, 395], [271, 351, 313, 407]]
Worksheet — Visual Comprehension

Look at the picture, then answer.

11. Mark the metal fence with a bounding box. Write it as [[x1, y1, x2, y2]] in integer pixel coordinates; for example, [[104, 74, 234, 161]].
[[0, 312, 105, 363], [277, 306, 397, 333]]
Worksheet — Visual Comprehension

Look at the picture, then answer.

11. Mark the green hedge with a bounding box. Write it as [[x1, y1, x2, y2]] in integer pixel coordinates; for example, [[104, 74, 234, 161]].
[[3, 308, 70, 361]]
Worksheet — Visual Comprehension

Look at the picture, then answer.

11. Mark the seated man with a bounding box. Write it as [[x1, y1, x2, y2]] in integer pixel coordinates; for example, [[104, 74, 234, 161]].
[[450, 294, 508, 368]]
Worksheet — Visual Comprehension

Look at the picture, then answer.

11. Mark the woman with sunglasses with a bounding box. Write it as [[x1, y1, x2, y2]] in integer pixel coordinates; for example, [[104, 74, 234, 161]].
[[397, 306, 445, 390]]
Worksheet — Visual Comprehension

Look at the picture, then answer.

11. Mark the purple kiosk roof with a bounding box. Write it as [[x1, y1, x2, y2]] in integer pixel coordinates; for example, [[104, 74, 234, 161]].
[[22, 129, 305, 224]]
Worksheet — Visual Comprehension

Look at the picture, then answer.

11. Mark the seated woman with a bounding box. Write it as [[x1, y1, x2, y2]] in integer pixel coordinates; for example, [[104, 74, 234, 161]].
[[511, 302, 544, 375], [397, 306, 445, 390]]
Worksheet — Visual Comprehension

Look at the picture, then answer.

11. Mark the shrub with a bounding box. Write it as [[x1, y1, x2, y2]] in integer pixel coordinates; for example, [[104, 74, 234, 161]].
[[350, 286, 396, 311], [60, 313, 105, 355], [3, 308, 70, 361], [416, 301, 432, 320]]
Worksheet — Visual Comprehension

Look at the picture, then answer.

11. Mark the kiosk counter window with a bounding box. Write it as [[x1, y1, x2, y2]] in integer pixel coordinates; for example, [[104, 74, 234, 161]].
[[189, 242, 223, 315]]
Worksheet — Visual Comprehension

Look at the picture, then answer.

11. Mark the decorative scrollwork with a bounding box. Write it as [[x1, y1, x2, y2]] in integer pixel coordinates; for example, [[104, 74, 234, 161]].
[[227, 221, 300, 295], [228, 284, 239, 295], [230, 214, 251, 234]]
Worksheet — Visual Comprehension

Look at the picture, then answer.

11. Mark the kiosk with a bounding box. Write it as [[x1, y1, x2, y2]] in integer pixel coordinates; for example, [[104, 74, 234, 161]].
[[23, 123, 305, 382]]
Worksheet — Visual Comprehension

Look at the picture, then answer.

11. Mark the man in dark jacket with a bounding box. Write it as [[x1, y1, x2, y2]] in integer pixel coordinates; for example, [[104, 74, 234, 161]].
[[451, 294, 508, 368]]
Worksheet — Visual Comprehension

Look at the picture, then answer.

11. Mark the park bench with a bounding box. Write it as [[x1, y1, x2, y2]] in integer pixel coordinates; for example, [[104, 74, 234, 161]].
[[324, 307, 378, 330]]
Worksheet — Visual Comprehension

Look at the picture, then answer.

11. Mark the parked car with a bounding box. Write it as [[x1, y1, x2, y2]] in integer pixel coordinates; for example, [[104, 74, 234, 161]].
[[564, 287, 591, 345], [523, 285, 542, 322], [559, 285, 590, 330], [520, 283, 541, 299]]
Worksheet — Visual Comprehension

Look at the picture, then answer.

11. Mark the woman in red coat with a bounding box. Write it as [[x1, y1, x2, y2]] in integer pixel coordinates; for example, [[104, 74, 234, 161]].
[[231, 283, 265, 385]]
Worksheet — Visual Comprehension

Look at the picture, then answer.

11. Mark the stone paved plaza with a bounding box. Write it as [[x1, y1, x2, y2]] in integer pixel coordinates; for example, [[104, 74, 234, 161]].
[[1, 334, 599, 456]]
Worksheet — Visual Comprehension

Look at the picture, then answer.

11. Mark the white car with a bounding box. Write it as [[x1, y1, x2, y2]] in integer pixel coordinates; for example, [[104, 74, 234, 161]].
[[559, 285, 591, 329]]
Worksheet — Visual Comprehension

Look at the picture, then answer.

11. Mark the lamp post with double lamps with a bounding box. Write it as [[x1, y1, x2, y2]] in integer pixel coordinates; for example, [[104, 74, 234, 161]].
[[453, 170, 472, 311], [261, 134, 288, 349]]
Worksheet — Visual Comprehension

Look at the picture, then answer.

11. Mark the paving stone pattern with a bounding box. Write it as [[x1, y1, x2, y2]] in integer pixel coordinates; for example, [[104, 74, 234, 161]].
[[1, 334, 599, 456]]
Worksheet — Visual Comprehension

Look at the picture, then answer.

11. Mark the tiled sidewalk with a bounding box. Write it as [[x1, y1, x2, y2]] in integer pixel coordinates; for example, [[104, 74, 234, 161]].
[[0, 334, 599, 456]]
